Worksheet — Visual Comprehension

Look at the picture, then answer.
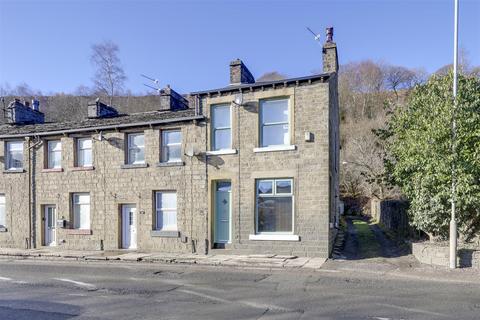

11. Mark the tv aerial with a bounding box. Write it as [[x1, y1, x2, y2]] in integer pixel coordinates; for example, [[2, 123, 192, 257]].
[[306, 27, 322, 43], [141, 74, 161, 94]]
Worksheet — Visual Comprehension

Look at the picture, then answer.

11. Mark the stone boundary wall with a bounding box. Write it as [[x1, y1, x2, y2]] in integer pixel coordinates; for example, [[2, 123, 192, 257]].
[[412, 242, 480, 269]]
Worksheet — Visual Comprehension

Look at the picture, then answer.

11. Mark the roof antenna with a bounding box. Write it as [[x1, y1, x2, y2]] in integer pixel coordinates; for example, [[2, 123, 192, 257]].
[[306, 27, 322, 43], [141, 74, 161, 94]]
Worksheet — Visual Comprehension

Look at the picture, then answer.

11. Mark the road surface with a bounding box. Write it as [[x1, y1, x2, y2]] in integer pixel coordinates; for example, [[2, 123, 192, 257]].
[[0, 259, 479, 319]]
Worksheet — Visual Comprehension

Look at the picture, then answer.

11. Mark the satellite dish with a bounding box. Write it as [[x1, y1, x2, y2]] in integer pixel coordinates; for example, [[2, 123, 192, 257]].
[[185, 145, 195, 157], [234, 93, 243, 106]]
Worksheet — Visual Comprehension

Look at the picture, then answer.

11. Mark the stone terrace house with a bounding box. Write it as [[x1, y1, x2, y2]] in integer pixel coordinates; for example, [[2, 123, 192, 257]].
[[0, 34, 339, 258]]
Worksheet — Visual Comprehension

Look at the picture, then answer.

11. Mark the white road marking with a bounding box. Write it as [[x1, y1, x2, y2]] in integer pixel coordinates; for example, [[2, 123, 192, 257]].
[[377, 303, 447, 317], [177, 288, 296, 313], [177, 289, 231, 304], [316, 269, 341, 273], [53, 278, 97, 290], [0, 276, 12, 281]]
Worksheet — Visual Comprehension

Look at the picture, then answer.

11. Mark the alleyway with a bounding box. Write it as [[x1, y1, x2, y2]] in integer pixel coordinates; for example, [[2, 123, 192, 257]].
[[324, 215, 418, 274]]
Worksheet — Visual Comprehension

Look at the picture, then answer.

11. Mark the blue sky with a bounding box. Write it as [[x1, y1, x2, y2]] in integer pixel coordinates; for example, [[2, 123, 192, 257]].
[[0, 0, 479, 95]]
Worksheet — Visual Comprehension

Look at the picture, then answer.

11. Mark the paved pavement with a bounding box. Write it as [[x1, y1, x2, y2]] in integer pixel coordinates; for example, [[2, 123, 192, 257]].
[[0, 248, 326, 270], [0, 258, 479, 320]]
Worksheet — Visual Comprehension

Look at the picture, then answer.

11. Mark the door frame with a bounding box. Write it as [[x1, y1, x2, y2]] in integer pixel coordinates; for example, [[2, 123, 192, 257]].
[[213, 180, 232, 245], [120, 204, 137, 250], [43, 205, 56, 247]]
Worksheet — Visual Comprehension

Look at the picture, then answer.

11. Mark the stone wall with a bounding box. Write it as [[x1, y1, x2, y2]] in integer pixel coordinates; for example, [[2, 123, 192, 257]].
[[371, 199, 409, 235], [0, 77, 338, 258], [201, 79, 338, 257], [412, 242, 480, 269]]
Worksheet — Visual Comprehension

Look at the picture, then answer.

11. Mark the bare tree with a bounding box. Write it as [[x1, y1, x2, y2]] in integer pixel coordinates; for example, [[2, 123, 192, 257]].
[[383, 65, 417, 99], [90, 41, 126, 105]]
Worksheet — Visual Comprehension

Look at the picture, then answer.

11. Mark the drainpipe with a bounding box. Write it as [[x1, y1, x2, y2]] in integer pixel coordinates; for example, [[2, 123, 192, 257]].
[[27, 136, 42, 249]]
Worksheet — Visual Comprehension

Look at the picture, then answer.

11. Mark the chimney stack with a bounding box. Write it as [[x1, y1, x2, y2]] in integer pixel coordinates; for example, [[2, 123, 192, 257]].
[[159, 85, 189, 111], [87, 98, 118, 118], [322, 27, 338, 73], [6, 99, 44, 124], [229, 59, 255, 85]]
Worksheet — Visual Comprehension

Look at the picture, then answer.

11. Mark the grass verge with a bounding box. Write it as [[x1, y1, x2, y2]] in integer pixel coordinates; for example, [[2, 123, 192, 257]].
[[353, 219, 381, 258]]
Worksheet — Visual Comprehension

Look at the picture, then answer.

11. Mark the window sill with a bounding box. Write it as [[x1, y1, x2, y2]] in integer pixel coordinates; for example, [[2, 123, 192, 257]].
[[156, 161, 184, 167], [151, 230, 180, 238], [65, 229, 92, 235], [249, 234, 300, 241], [121, 163, 149, 169], [205, 149, 237, 156], [253, 145, 296, 153], [42, 168, 64, 173], [3, 168, 24, 174], [71, 166, 95, 171], [0, 227, 7, 232]]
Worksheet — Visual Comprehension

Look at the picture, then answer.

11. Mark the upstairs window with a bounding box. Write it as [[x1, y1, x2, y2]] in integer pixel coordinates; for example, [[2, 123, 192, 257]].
[[6, 141, 23, 170], [256, 179, 293, 234], [211, 104, 231, 151], [72, 193, 90, 229], [0, 194, 5, 228], [155, 191, 177, 231], [161, 130, 182, 163], [47, 140, 62, 169], [127, 133, 145, 164], [76, 138, 93, 167], [259, 98, 290, 147]]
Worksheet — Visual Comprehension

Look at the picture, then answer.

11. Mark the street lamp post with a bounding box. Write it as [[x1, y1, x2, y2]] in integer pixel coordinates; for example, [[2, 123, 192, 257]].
[[450, 0, 459, 269]]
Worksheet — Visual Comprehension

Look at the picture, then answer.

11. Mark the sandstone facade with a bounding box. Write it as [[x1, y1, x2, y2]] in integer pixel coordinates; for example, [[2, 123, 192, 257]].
[[0, 40, 339, 258]]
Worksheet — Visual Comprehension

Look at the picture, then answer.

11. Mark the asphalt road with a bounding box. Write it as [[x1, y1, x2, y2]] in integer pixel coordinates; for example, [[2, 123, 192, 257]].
[[0, 259, 479, 320]]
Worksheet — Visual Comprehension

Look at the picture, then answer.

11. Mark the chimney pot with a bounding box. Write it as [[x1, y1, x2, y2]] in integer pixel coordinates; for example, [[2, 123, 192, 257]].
[[326, 27, 334, 43]]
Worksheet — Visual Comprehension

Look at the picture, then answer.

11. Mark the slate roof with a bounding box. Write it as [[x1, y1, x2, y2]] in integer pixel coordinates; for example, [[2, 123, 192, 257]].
[[0, 109, 203, 138], [190, 73, 331, 95]]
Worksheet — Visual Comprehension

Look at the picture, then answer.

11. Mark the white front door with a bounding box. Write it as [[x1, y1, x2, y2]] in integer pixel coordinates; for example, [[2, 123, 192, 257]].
[[122, 204, 137, 249], [44, 205, 56, 246], [214, 181, 231, 244]]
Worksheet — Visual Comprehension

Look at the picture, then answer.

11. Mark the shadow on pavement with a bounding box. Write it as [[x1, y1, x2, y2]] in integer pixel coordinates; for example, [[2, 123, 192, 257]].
[[0, 300, 82, 320]]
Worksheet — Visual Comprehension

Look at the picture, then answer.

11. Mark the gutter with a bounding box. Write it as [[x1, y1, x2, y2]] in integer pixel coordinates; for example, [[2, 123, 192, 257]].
[[0, 115, 205, 139]]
